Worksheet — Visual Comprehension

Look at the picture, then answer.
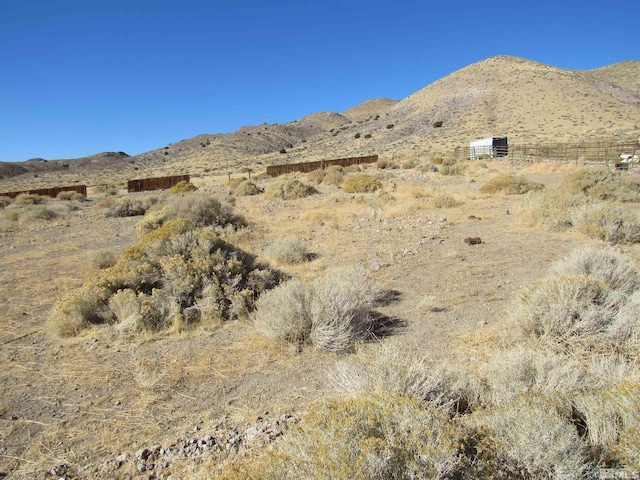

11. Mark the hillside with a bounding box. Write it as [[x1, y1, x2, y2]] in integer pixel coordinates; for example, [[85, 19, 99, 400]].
[[2, 55, 639, 191]]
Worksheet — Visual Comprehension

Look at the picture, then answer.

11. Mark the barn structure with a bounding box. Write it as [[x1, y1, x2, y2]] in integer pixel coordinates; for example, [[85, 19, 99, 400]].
[[469, 137, 508, 159]]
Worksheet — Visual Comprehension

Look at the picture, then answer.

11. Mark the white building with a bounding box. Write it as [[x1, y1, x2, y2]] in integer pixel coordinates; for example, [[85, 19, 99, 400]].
[[469, 137, 508, 159]]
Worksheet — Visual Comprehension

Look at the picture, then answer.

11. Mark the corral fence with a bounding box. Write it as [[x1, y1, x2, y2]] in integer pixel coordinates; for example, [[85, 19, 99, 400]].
[[266, 155, 378, 177], [1, 185, 87, 199], [127, 174, 190, 193], [454, 141, 639, 164]]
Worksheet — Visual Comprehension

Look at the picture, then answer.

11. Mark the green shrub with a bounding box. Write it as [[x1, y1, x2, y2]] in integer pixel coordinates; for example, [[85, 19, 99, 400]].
[[50, 219, 279, 337], [354, 132, 361, 139], [364, 133, 372, 139], [433, 120, 443, 128], [169, 180, 197, 194], [263, 178, 319, 200], [480, 175, 544, 194], [386, 123, 394, 129], [342, 174, 383, 193], [264, 237, 309, 264]]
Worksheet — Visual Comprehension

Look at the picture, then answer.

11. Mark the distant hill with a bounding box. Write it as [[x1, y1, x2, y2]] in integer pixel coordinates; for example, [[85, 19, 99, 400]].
[[2, 55, 639, 186]]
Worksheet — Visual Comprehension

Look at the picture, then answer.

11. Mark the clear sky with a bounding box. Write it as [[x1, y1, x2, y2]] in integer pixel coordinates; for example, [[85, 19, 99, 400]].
[[0, 0, 637, 162]]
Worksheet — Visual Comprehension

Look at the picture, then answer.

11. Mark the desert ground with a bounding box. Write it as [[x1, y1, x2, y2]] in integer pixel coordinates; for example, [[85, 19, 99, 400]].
[[1, 156, 640, 479]]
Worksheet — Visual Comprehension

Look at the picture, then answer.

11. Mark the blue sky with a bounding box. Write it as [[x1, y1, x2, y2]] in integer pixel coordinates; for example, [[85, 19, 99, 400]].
[[0, 0, 637, 162]]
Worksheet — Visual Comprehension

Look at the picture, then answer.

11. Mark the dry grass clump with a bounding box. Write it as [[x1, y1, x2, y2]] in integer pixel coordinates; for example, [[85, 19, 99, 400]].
[[263, 177, 319, 200], [433, 195, 462, 209], [135, 193, 241, 237], [13, 193, 46, 206], [575, 203, 640, 244], [306, 168, 326, 184], [0, 195, 12, 208], [564, 168, 640, 202], [49, 219, 279, 337], [56, 190, 86, 201], [263, 237, 309, 264], [342, 174, 383, 193], [220, 394, 483, 480], [106, 195, 159, 217], [480, 175, 544, 194], [417, 162, 440, 173], [440, 163, 466, 176], [233, 180, 262, 196], [91, 249, 118, 270], [468, 396, 591, 479], [169, 180, 197, 194], [323, 166, 346, 186], [524, 190, 588, 231], [331, 341, 480, 413], [512, 248, 640, 358], [253, 267, 377, 352]]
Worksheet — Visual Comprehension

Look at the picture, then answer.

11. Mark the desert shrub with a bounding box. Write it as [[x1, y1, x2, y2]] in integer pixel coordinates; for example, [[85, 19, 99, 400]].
[[440, 164, 466, 176], [433, 195, 462, 208], [13, 194, 46, 206], [442, 158, 457, 166], [234, 180, 262, 196], [417, 162, 440, 173], [221, 394, 479, 480], [263, 178, 318, 200], [468, 396, 592, 479], [0, 196, 11, 208], [56, 190, 85, 201], [106, 195, 158, 217], [306, 169, 326, 184], [433, 120, 443, 128], [169, 180, 197, 194], [49, 219, 279, 337], [549, 248, 639, 296], [342, 174, 382, 193], [354, 132, 361, 139], [607, 291, 640, 356], [322, 166, 345, 186], [564, 168, 640, 202], [402, 159, 418, 169], [135, 205, 173, 237], [512, 275, 620, 355], [376, 158, 389, 169], [331, 341, 481, 413], [525, 190, 589, 231], [227, 176, 247, 190], [432, 157, 444, 165], [386, 123, 394, 129], [263, 237, 309, 264], [91, 249, 118, 270], [480, 347, 585, 408], [571, 382, 640, 466], [253, 267, 377, 352], [480, 175, 544, 194], [575, 203, 640, 244], [345, 164, 362, 173]]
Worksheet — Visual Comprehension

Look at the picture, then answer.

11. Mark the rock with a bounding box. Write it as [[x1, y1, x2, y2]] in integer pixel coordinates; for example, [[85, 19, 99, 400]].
[[369, 262, 380, 271]]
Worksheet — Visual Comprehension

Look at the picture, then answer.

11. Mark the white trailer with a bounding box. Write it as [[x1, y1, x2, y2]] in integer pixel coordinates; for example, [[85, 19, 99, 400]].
[[469, 137, 508, 159]]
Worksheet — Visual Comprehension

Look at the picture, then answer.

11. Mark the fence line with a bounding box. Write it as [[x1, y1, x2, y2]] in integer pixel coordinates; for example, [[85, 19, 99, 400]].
[[266, 155, 378, 177], [1, 185, 87, 199], [127, 175, 190, 193]]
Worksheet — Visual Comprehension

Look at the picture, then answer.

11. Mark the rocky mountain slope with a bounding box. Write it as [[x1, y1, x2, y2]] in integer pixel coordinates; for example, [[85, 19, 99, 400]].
[[2, 56, 639, 187]]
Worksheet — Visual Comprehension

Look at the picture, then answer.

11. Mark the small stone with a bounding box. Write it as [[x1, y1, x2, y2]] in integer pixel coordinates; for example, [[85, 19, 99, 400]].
[[137, 462, 146, 473]]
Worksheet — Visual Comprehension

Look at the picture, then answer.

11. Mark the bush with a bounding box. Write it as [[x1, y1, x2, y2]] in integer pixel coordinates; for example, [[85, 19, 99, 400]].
[[253, 267, 377, 352], [564, 168, 640, 202], [49, 219, 279, 337], [433, 195, 462, 209], [91, 249, 118, 270], [323, 167, 345, 186], [575, 203, 640, 244], [306, 169, 326, 184], [354, 132, 361, 139], [263, 178, 318, 200], [343, 174, 383, 193], [480, 175, 544, 195], [56, 191, 85, 201], [169, 180, 197, 194], [468, 396, 592, 478], [432, 157, 444, 165], [386, 123, 394, 129], [440, 164, 466, 176], [106, 195, 158, 217], [234, 180, 262, 196], [227, 176, 247, 190], [263, 237, 309, 264], [13, 194, 46, 206], [433, 120, 443, 128], [221, 394, 476, 480], [0, 196, 11, 208]]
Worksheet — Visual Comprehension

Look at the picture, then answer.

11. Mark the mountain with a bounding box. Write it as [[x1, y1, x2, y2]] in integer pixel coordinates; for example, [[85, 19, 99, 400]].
[[2, 56, 639, 186]]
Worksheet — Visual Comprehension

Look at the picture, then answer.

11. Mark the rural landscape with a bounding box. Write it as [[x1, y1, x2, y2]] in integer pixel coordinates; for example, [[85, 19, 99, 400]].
[[1, 55, 640, 479]]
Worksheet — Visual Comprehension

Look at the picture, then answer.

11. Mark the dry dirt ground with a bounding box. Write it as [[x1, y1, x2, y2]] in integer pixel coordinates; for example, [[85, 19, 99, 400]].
[[2, 161, 639, 478]]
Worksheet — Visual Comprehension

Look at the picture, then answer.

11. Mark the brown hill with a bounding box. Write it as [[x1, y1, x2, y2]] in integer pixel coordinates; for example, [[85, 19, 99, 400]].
[[2, 56, 640, 189]]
